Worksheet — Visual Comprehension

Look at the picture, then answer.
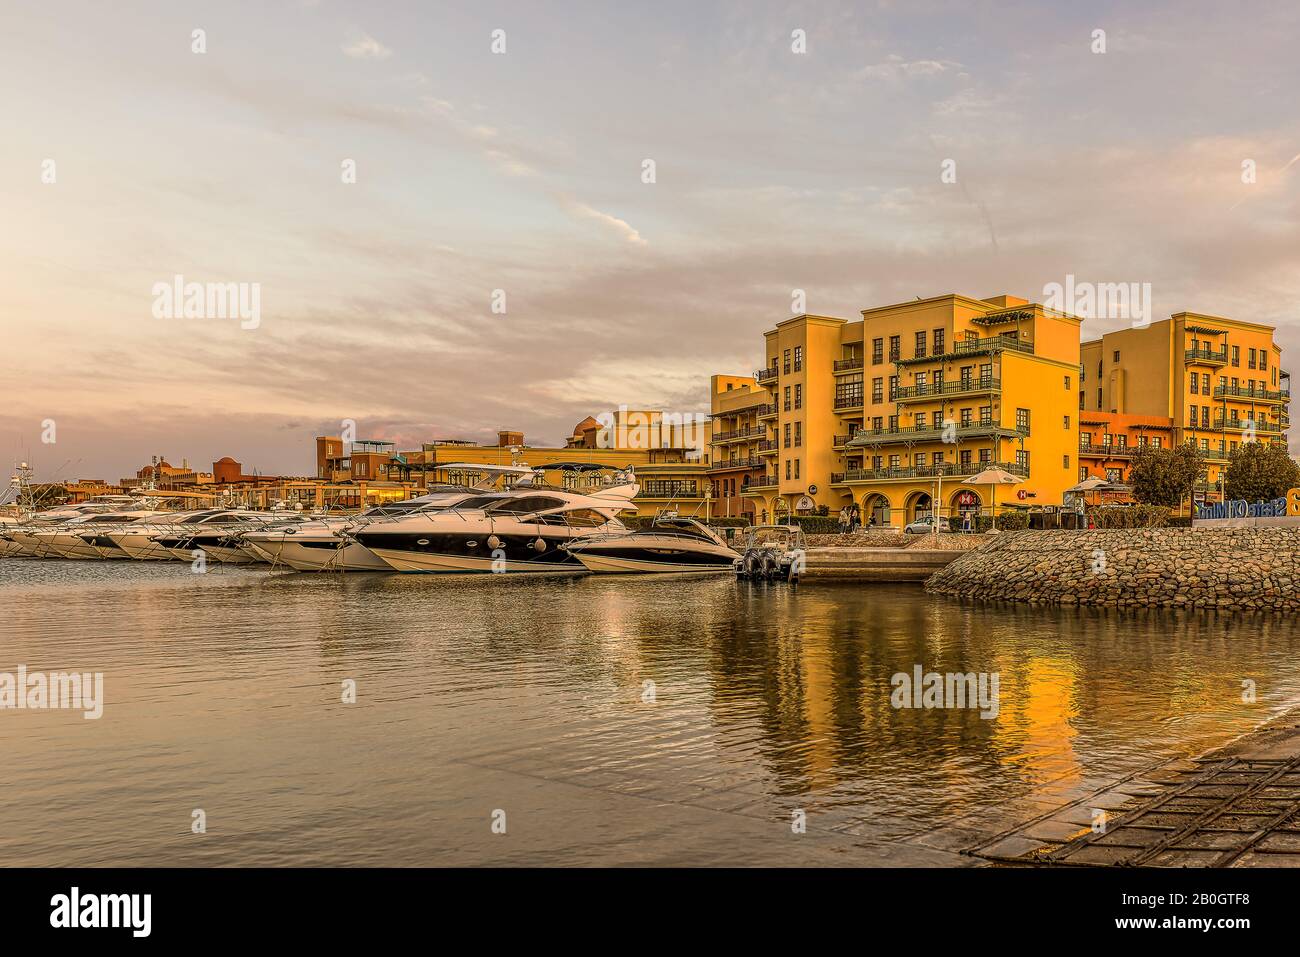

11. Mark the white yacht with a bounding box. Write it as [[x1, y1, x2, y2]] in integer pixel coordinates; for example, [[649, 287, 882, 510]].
[[350, 480, 639, 574], [103, 509, 256, 560], [149, 512, 306, 563], [25, 509, 164, 559], [563, 515, 740, 574], [239, 465, 537, 572]]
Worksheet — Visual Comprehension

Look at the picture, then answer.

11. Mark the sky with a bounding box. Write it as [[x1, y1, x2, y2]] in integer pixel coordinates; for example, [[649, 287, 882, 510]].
[[2, 0, 1299, 481]]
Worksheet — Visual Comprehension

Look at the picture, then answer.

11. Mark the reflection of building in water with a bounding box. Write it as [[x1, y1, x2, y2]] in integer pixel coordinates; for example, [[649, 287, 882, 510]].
[[989, 657, 1081, 798]]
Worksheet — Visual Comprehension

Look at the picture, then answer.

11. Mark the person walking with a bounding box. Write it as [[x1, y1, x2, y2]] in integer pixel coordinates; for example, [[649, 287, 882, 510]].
[[838, 506, 849, 534]]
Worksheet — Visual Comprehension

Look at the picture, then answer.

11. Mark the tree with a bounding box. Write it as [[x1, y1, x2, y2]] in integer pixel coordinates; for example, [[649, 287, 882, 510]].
[[1225, 441, 1300, 502], [1129, 443, 1203, 508]]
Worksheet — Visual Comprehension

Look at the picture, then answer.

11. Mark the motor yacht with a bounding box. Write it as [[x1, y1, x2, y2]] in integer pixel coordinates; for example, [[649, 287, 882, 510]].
[[149, 512, 307, 563], [350, 481, 639, 574], [1, 500, 142, 557], [24, 510, 164, 559], [102, 509, 249, 560], [563, 515, 740, 574]]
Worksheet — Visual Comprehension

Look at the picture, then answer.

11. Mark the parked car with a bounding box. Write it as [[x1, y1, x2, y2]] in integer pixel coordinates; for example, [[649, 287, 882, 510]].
[[903, 516, 950, 535]]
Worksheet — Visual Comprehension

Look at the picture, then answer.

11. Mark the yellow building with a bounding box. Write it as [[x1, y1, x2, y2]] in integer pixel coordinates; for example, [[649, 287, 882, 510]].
[[707, 374, 773, 519], [725, 294, 1083, 527], [1080, 313, 1289, 500], [341, 415, 710, 518]]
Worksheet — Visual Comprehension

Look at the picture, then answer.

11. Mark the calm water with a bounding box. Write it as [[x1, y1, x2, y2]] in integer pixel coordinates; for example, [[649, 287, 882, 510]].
[[3, 558, 1300, 866]]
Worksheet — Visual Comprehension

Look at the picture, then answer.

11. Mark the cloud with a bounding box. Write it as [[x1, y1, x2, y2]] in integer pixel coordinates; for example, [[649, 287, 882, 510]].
[[342, 34, 392, 59], [561, 198, 648, 246]]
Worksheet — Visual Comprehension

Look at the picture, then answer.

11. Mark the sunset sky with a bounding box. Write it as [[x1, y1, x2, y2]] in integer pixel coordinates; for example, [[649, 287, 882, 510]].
[[3, 0, 1299, 481]]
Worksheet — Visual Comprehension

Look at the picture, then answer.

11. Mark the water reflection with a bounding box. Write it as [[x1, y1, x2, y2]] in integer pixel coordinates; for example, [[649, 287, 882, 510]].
[[2, 562, 1298, 865]]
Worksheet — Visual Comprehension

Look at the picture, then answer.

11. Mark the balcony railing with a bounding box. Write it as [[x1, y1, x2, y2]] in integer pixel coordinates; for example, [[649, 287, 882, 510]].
[[1079, 442, 1132, 457], [744, 475, 779, 490], [833, 357, 864, 373], [708, 456, 765, 471], [712, 426, 768, 442], [896, 336, 1034, 365], [1211, 385, 1287, 402], [833, 393, 864, 410], [755, 404, 778, 418], [1210, 417, 1284, 434], [895, 377, 1001, 401], [755, 365, 778, 383], [831, 461, 1029, 483], [847, 422, 1029, 446], [1185, 347, 1228, 364]]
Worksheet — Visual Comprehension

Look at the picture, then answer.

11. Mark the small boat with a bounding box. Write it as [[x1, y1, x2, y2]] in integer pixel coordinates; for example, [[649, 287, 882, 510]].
[[563, 516, 739, 574]]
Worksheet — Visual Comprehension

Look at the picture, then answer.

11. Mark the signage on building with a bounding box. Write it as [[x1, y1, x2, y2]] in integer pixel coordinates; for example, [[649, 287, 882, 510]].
[[795, 494, 816, 512], [955, 490, 978, 507], [808, 484, 819, 495], [1193, 489, 1300, 527]]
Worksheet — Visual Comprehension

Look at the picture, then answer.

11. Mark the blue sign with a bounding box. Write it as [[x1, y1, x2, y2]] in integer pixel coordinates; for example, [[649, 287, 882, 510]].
[[1195, 497, 1287, 520]]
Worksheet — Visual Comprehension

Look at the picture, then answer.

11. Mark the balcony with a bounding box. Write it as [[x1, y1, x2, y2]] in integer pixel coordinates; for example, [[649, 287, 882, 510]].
[[847, 421, 1029, 446], [755, 365, 778, 384], [832, 461, 1029, 484], [1211, 417, 1284, 434], [1079, 442, 1132, 458], [757, 440, 779, 455], [1211, 384, 1287, 403], [833, 357, 864, 373], [895, 336, 1034, 366], [708, 456, 765, 472], [895, 376, 1001, 403], [1185, 347, 1228, 365], [833, 393, 864, 411], [742, 475, 779, 492], [712, 426, 768, 443], [756, 403, 778, 419]]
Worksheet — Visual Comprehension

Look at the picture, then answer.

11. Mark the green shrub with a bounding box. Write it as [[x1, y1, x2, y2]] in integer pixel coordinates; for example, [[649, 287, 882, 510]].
[[789, 516, 844, 534], [973, 512, 1029, 532]]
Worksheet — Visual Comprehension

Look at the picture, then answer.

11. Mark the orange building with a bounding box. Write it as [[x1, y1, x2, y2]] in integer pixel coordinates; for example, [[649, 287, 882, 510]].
[[1076, 411, 1176, 494]]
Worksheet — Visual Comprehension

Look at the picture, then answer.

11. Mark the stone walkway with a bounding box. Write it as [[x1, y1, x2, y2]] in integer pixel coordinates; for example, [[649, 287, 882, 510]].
[[966, 708, 1300, 867]]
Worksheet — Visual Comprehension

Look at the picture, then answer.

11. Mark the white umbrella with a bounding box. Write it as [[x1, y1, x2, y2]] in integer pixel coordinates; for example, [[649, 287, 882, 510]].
[[1066, 476, 1110, 514], [963, 467, 1024, 532]]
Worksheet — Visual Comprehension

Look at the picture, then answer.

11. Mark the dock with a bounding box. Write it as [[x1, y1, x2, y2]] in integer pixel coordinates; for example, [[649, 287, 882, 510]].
[[801, 547, 961, 582]]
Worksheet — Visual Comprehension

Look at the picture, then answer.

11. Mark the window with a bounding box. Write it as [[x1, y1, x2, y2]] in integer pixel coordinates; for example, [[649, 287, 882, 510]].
[[1079, 466, 1089, 481], [783, 349, 791, 374], [1016, 408, 1030, 431], [783, 386, 791, 411], [871, 377, 883, 403], [888, 375, 898, 400], [1113, 350, 1120, 362], [1102, 431, 1112, 446], [1201, 406, 1210, 428], [960, 408, 972, 427], [794, 459, 800, 479], [834, 374, 863, 408], [1079, 391, 1085, 409], [933, 328, 945, 353], [1153, 437, 1163, 449], [1016, 449, 1030, 472], [1097, 388, 1102, 407], [960, 365, 973, 387], [889, 454, 901, 469], [960, 450, 972, 467], [1081, 432, 1092, 448], [1190, 375, 1199, 395], [914, 371, 928, 392], [915, 330, 927, 358], [794, 346, 803, 371], [932, 451, 944, 466], [783, 423, 790, 448], [1232, 345, 1240, 366], [888, 414, 898, 431], [794, 422, 801, 447], [1065, 375, 1071, 389], [872, 455, 882, 470], [872, 338, 883, 364], [785, 460, 791, 479], [979, 448, 992, 464], [872, 416, 883, 430], [979, 406, 992, 425], [1261, 352, 1267, 371], [1063, 454, 1070, 469], [1249, 348, 1257, 369], [1106, 468, 1122, 483], [888, 335, 900, 361], [1202, 373, 1210, 394], [492, 496, 567, 515], [1064, 415, 1070, 429], [794, 384, 802, 409]]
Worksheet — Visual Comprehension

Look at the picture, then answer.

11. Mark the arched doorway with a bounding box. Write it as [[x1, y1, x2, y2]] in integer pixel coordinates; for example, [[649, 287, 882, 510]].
[[907, 492, 933, 523], [950, 488, 981, 530], [862, 493, 890, 529]]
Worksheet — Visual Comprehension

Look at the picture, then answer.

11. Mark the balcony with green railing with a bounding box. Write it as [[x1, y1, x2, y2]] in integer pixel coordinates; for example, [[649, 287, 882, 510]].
[[895, 376, 1001, 403], [1211, 417, 1284, 434], [1211, 384, 1287, 403], [755, 365, 778, 383], [742, 475, 779, 492], [1185, 347, 1228, 365], [833, 356, 864, 373], [895, 336, 1034, 366], [846, 421, 1029, 446], [830, 461, 1029, 484]]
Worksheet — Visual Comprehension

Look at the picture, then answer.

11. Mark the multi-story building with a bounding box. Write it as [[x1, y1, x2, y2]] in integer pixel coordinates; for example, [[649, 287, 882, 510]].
[[1080, 313, 1289, 501], [707, 374, 773, 519], [729, 294, 1083, 527], [1076, 411, 1176, 493]]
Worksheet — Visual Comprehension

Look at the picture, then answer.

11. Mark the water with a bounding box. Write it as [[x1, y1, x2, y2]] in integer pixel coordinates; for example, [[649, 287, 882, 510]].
[[3, 559, 1299, 866]]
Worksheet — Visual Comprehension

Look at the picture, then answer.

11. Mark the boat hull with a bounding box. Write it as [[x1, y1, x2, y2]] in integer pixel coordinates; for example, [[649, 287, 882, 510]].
[[570, 549, 736, 574]]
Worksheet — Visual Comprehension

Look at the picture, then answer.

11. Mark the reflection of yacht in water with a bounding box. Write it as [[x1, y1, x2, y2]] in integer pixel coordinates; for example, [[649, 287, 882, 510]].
[[351, 471, 639, 574], [239, 465, 535, 571], [563, 515, 739, 574]]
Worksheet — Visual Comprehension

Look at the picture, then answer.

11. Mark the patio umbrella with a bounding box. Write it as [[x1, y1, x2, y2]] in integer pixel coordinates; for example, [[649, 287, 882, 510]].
[[962, 467, 1024, 532], [1066, 476, 1110, 512]]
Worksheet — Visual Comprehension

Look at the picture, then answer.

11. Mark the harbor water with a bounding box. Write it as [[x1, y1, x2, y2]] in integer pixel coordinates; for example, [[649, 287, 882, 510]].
[[3, 559, 1300, 866]]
